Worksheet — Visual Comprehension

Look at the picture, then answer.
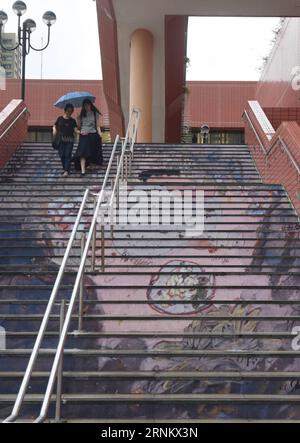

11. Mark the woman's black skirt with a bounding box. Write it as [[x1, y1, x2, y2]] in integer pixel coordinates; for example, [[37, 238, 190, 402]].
[[72, 133, 103, 170]]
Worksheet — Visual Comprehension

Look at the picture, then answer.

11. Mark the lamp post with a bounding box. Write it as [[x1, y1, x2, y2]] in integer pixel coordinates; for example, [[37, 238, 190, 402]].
[[0, 1, 56, 101]]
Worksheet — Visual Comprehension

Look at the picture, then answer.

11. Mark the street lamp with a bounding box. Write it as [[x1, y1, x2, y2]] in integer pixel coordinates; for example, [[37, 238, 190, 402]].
[[0, 1, 56, 100]]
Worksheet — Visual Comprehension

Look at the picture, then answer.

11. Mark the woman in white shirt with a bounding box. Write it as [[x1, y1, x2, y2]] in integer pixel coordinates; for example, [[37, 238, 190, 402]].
[[73, 99, 103, 176]]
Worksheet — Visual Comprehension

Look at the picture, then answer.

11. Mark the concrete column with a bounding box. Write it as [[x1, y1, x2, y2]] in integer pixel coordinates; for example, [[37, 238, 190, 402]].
[[129, 29, 154, 143]]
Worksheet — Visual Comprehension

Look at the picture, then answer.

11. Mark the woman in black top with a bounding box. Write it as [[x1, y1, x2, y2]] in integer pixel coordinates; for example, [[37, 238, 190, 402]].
[[53, 103, 78, 177]]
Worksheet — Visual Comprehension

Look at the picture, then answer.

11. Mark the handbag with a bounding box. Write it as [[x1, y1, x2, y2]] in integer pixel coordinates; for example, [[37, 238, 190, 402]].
[[52, 133, 61, 150]]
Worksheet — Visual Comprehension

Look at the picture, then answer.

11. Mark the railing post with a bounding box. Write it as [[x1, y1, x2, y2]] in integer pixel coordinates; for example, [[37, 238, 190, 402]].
[[125, 153, 128, 182], [129, 151, 133, 176], [121, 158, 124, 181], [78, 232, 86, 332], [55, 299, 66, 423], [121, 141, 125, 181], [116, 180, 120, 210], [91, 197, 97, 272], [101, 224, 105, 272], [110, 223, 114, 240], [110, 179, 114, 239], [116, 155, 120, 209]]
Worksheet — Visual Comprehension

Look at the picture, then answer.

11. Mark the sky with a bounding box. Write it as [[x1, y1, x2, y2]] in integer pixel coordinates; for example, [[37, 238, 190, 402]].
[[0, 0, 101, 79], [0, 0, 280, 81], [186, 17, 280, 81]]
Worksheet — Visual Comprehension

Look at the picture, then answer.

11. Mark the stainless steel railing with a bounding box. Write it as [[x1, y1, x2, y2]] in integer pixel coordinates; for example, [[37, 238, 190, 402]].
[[242, 109, 267, 155], [3, 108, 140, 423]]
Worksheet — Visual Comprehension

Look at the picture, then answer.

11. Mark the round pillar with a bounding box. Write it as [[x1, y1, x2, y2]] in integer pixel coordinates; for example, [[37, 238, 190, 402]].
[[129, 29, 153, 143]]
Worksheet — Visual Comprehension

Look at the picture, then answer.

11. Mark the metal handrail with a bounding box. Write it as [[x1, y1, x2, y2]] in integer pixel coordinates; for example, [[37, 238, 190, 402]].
[[243, 109, 300, 176], [128, 108, 141, 154], [242, 110, 267, 154], [3, 187, 91, 423], [108, 108, 140, 207], [273, 136, 300, 176], [0, 106, 29, 141], [3, 108, 140, 423], [35, 110, 140, 423]]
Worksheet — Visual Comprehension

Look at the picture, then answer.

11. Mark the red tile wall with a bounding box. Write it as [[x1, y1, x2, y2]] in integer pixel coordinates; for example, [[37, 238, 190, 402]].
[[0, 80, 109, 128], [185, 81, 257, 129], [0, 99, 29, 169], [244, 104, 300, 215], [96, 0, 125, 138], [165, 15, 189, 143], [1, 79, 258, 131], [264, 107, 300, 130]]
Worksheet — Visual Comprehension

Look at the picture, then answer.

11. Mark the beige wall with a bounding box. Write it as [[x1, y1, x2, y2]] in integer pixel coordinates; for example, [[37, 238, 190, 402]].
[[130, 30, 153, 142]]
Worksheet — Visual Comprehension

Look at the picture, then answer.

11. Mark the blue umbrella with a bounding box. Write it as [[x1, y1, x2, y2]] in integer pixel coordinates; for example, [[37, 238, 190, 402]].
[[54, 91, 96, 109]]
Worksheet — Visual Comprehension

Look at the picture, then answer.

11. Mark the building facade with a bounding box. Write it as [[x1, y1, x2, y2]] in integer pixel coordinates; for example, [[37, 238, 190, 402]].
[[0, 78, 257, 144], [0, 32, 21, 80], [1, 18, 300, 146]]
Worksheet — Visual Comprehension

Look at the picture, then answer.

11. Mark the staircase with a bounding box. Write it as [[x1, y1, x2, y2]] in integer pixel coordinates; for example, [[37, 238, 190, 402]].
[[0, 142, 300, 422]]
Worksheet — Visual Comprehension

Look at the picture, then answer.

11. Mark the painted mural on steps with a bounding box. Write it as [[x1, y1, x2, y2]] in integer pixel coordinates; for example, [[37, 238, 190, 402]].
[[0, 156, 300, 419], [92, 187, 300, 420]]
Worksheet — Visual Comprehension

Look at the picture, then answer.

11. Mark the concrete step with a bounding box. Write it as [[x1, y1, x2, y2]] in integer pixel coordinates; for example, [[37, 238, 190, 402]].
[[0, 373, 298, 395]]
